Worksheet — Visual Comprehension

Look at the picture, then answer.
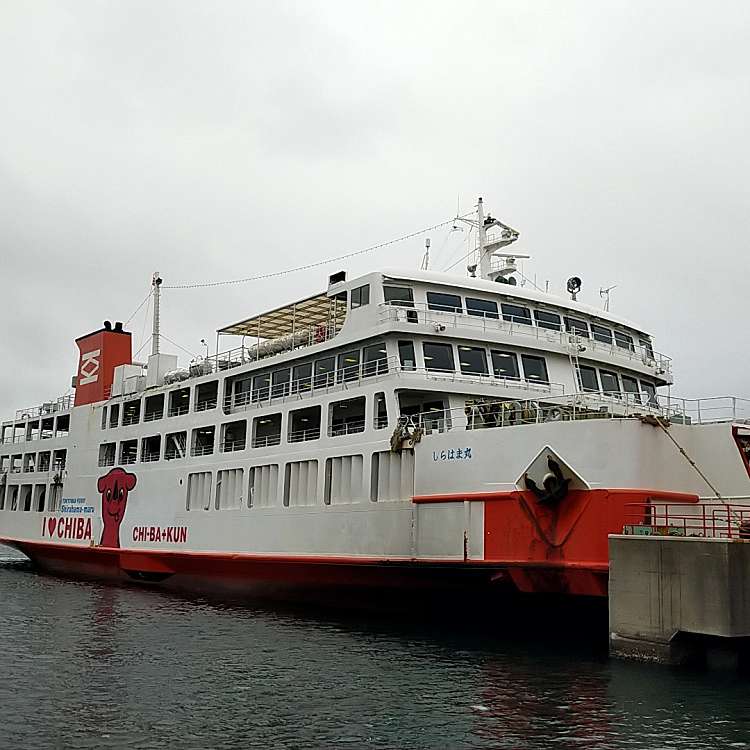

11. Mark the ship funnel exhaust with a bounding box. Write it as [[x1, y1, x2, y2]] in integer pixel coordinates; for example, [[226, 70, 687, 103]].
[[73, 323, 132, 406]]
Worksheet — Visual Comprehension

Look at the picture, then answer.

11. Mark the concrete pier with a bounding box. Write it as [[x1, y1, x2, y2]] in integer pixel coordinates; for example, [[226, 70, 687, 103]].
[[609, 535, 750, 669]]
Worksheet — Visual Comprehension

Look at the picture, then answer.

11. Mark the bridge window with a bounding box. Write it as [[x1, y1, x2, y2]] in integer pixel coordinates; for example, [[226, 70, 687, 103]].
[[640, 380, 658, 406], [119, 440, 138, 465], [144, 394, 164, 422], [639, 338, 655, 359], [122, 400, 141, 426], [252, 373, 270, 402], [363, 342, 388, 377], [283, 459, 319, 507], [491, 350, 520, 380], [271, 368, 291, 398], [216, 468, 244, 510], [427, 292, 462, 313], [252, 413, 282, 448], [351, 284, 370, 309], [565, 317, 589, 338], [384, 286, 417, 322], [329, 397, 366, 437], [534, 310, 561, 331], [398, 341, 416, 371], [248, 464, 278, 508], [196, 381, 218, 411], [221, 420, 247, 452], [591, 324, 613, 344], [501, 303, 532, 326], [98, 443, 116, 467], [599, 370, 620, 395], [458, 346, 488, 376], [466, 297, 499, 319], [289, 406, 321, 443], [141, 435, 161, 462], [615, 331, 635, 352], [578, 365, 599, 392], [165, 431, 187, 460], [314, 357, 335, 389], [621, 375, 640, 398], [186, 471, 212, 511], [191, 426, 215, 457], [337, 350, 361, 383], [292, 363, 312, 393], [521, 354, 549, 383], [168, 387, 190, 416], [423, 342, 454, 373]]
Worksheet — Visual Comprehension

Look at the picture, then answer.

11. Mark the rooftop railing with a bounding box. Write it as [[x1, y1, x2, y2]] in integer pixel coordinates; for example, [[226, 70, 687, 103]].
[[13, 395, 74, 422]]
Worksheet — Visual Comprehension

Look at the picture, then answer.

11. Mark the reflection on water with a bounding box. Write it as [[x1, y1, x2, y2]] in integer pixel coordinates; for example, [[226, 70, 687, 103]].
[[0, 547, 748, 750]]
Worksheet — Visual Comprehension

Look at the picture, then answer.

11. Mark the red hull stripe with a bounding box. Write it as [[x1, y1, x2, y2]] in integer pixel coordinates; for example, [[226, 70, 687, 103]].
[[412, 488, 699, 503]]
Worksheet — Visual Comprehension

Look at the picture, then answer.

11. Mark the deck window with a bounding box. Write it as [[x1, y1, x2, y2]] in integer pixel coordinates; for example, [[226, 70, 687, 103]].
[[521, 354, 549, 383], [165, 431, 187, 460], [639, 338, 655, 359], [168, 387, 190, 416], [621, 375, 640, 398], [119, 440, 138, 465], [422, 342, 454, 373], [252, 414, 282, 448], [55, 414, 70, 437], [534, 310, 562, 331], [640, 380, 658, 406], [196, 381, 218, 411], [40, 417, 54, 439], [37, 451, 50, 472], [52, 449, 66, 471], [329, 397, 366, 437], [292, 363, 312, 393], [337, 350, 361, 383], [374, 392, 388, 430], [599, 370, 620, 395], [384, 286, 417, 322], [578, 365, 599, 392], [398, 341, 416, 371], [221, 420, 247, 452], [501, 303, 532, 326], [615, 331, 635, 352], [191, 426, 215, 457], [289, 406, 321, 443], [271, 368, 291, 398], [122, 400, 141, 426], [314, 357, 335, 389], [465, 297, 499, 319], [426, 292, 462, 313], [490, 350, 520, 380], [109, 403, 120, 428], [565, 317, 589, 338], [252, 373, 271, 401], [101, 407, 108, 430], [98, 443, 116, 467], [141, 435, 161, 463], [362, 342, 388, 377], [591, 324, 613, 345], [21, 485, 32, 512], [458, 346, 489, 376], [350, 284, 370, 309], [144, 394, 164, 422], [33, 484, 46, 512]]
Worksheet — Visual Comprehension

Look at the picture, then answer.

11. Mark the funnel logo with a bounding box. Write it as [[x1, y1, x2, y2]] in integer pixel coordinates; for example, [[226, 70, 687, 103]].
[[98, 467, 137, 548], [79, 348, 101, 386]]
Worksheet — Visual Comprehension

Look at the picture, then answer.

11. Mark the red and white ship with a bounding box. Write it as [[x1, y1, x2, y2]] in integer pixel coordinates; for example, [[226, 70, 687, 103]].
[[2, 199, 749, 600]]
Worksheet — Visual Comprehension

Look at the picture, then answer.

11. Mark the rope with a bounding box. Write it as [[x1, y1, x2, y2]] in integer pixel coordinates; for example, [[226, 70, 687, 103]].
[[124, 289, 153, 326], [162, 216, 470, 289], [160, 334, 199, 359]]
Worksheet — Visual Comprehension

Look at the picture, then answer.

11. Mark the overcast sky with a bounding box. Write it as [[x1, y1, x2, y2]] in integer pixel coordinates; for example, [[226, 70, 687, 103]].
[[1, 1, 748, 419]]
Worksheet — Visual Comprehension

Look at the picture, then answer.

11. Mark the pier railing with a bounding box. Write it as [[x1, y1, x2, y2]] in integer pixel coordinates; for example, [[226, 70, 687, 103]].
[[622, 499, 750, 539]]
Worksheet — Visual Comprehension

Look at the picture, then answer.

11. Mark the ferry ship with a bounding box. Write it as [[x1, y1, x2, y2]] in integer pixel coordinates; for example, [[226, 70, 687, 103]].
[[2, 199, 749, 600]]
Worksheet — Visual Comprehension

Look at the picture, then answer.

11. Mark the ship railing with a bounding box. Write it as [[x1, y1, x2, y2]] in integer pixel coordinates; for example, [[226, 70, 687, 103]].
[[191, 444, 215, 457], [289, 428, 321, 444], [195, 398, 218, 412], [143, 410, 164, 423], [656, 395, 750, 425], [167, 405, 190, 417], [251, 434, 282, 449], [328, 420, 366, 437], [220, 439, 247, 453], [98, 456, 116, 468], [622, 498, 750, 539], [14, 394, 75, 422], [378, 303, 672, 377], [120, 455, 137, 465], [141, 451, 160, 463]]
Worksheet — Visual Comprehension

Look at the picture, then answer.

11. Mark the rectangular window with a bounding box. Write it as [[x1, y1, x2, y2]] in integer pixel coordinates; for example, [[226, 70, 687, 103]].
[[191, 426, 215, 456], [324, 455, 364, 505], [465, 297, 499, 319], [491, 350, 520, 379], [578, 365, 599, 392], [362, 342, 388, 377], [248, 464, 279, 508], [283, 459, 319, 507], [422, 342, 454, 372], [622, 375, 640, 396], [37, 452, 50, 472], [329, 397, 366, 437], [534, 310, 561, 331], [221, 420, 247, 452], [374, 392, 388, 430], [426, 292, 462, 313], [398, 341, 416, 371], [289, 405, 321, 443], [252, 413, 282, 448], [122, 399, 141, 426], [119, 440, 138, 465], [168, 387, 190, 416], [615, 331, 635, 351], [98, 443, 116, 467], [252, 373, 270, 402], [565, 317, 589, 338], [640, 380, 658, 406], [337, 350, 361, 382], [196, 381, 218, 411], [21, 484, 32, 512], [141, 435, 161, 463], [521, 355, 549, 383], [457, 346, 488, 376], [216, 468, 244, 510], [33, 484, 46, 513], [370, 450, 414, 502], [271, 368, 290, 398], [100, 406, 108, 430], [314, 357, 335, 389], [351, 284, 370, 308], [383, 286, 414, 306], [165, 431, 187, 460], [292, 363, 312, 393], [599, 370, 620, 395], [501, 303, 532, 325], [639, 338, 655, 359], [591, 324, 613, 344], [144, 394, 165, 422], [186, 471, 212, 511]]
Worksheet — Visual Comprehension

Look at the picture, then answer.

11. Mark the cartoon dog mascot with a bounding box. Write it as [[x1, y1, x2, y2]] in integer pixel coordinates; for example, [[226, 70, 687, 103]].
[[97, 467, 137, 548]]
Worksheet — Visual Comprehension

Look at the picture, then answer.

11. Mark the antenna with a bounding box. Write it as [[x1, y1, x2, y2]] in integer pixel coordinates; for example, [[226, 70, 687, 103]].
[[600, 284, 617, 312], [420, 238, 431, 270]]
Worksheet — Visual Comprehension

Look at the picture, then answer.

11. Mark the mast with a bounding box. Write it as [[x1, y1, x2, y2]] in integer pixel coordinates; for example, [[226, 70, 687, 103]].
[[151, 271, 163, 356], [477, 197, 490, 279]]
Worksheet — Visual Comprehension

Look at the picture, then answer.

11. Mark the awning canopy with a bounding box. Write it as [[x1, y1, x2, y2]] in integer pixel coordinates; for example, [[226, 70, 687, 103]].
[[217, 292, 344, 339]]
